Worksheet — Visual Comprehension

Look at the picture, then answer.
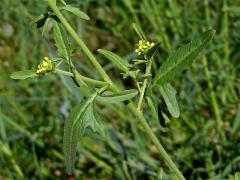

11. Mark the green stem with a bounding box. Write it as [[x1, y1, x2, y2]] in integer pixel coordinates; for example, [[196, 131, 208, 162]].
[[128, 104, 185, 180], [55, 69, 73, 76], [48, 0, 113, 85], [48, 2, 185, 179], [55, 69, 108, 86], [137, 58, 153, 110]]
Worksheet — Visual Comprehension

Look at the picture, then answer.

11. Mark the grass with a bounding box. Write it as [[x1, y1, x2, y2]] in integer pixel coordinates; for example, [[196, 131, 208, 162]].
[[0, 0, 240, 179]]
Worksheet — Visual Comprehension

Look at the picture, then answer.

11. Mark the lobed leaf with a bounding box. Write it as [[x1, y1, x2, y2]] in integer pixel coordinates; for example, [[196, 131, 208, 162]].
[[60, 5, 90, 20], [158, 83, 180, 118], [97, 89, 138, 104], [98, 49, 132, 73], [63, 92, 105, 174], [152, 30, 215, 87], [10, 70, 38, 80]]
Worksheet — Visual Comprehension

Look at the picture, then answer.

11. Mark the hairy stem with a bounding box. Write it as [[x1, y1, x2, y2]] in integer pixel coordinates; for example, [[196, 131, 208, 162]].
[[48, 2, 185, 179]]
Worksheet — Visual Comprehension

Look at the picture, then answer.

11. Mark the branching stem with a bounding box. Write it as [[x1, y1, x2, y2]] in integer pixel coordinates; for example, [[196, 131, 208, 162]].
[[47, 2, 185, 179], [55, 69, 108, 86]]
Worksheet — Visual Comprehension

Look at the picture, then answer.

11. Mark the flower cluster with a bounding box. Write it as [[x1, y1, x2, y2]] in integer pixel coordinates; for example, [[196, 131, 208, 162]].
[[135, 40, 154, 55], [36, 57, 55, 74]]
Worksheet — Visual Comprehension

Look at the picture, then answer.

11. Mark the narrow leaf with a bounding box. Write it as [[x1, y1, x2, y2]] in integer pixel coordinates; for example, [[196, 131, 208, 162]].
[[152, 30, 215, 87], [98, 49, 132, 73], [60, 0, 67, 5], [161, 111, 171, 125], [235, 172, 240, 180], [42, 17, 52, 36], [132, 23, 146, 40], [63, 91, 104, 174], [146, 97, 165, 132], [158, 106, 167, 127], [32, 12, 57, 28], [53, 21, 71, 61], [97, 89, 138, 104], [60, 5, 90, 20], [63, 99, 92, 174], [158, 83, 180, 118], [10, 70, 38, 80], [32, 13, 48, 28], [146, 97, 159, 122]]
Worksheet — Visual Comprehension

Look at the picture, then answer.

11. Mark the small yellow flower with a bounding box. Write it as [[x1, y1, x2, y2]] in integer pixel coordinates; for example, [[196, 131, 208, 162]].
[[135, 40, 154, 55], [36, 57, 55, 74]]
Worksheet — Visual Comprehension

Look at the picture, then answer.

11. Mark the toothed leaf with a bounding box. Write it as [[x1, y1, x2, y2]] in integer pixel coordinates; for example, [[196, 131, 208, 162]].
[[63, 92, 105, 174], [152, 30, 215, 87]]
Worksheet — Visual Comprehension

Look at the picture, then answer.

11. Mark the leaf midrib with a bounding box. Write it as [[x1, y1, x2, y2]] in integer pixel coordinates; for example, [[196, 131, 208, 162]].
[[155, 39, 206, 85], [66, 92, 98, 172]]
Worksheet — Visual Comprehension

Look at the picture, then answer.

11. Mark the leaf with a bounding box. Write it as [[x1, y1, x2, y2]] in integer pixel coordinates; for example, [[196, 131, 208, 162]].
[[60, 0, 67, 5], [98, 49, 132, 73], [235, 172, 240, 180], [53, 20, 71, 61], [152, 30, 215, 87], [32, 13, 49, 28], [158, 83, 180, 118], [63, 92, 105, 174], [158, 107, 167, 128], [91, 104, 106, 136], [146, 97, 165, 132], [146, 97, 158, 122], [10, 70, 38, 80], [32, 12, 58, 28], [146, 43, 160, 59], [42, 17, 52, 36], [84, 103, 105, 136], [132, 23, 146, 40], [97, 89, 138, 104], [161, 111, 171, 125], [60, 5, 90, 20]]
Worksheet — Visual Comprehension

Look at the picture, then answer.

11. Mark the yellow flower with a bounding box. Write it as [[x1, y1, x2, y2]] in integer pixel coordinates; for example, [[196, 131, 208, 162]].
[[36, 57, 55, 74], [135, 40, 154, 55]]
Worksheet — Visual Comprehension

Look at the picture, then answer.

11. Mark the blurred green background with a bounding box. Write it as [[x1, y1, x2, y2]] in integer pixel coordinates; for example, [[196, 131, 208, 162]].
[[0, 0, 240, 179]]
